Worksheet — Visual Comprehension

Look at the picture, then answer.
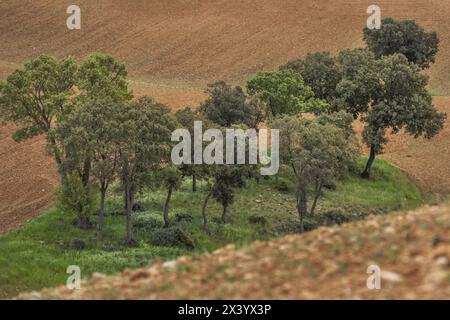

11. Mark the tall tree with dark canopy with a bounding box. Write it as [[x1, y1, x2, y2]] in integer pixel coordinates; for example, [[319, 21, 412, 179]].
[[360, 54, 446, 178], [363, 18, 439, 69], [280, 52, 341, 103], [198, 81, 265, 128]]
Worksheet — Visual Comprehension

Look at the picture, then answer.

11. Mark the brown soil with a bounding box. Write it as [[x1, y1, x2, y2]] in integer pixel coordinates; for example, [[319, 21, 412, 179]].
[[2, 0, 450, 92], [0, 124, 58, 234], [21, 204, 450, 300]]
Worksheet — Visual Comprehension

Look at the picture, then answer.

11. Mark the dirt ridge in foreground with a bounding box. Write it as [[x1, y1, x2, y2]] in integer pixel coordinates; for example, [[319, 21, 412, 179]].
[[21, 204, 450, 300]]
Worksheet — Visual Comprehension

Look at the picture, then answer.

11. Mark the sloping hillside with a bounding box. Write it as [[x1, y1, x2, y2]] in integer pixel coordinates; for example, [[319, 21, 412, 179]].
[[21, 204, 450, 299], [1, 0, 450, 234], [1, 0, 450, 92], [0, 124, 57, 234]]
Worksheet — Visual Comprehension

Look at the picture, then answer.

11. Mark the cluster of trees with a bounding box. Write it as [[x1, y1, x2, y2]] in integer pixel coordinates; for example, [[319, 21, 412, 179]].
[[280, 18, 445, 178], [0, 54, 260, 245], [0, 18, 446, 243]]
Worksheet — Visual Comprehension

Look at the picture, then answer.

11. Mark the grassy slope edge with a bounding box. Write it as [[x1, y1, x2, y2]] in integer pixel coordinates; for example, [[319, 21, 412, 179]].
[[0, 157, 421, 298]]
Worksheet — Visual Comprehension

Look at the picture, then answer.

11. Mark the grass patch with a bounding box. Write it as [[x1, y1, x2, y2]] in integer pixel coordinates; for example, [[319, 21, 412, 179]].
[[0, 156, 421, 298]]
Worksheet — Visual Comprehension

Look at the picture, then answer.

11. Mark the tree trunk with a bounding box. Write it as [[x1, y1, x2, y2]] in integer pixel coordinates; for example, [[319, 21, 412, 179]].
[[48, 133, 62, 167], [361, 144, 376, 179], [202, 190, 212, 231], [81, 157, 91, 187], [192, 174, 197, 192], [310, 181, 322, 216], [97, 189, 106, 248], [296, 186, 307, 232], [78, 216, 91, 229], [163, 186, 173, 228], [125, 185, 133, 245], [221, 205, 228, 223]]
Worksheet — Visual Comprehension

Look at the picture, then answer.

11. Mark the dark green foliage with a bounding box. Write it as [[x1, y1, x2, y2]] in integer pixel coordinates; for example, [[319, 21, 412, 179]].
[[56, 173, 98, 229], [175, 213, 194, 223], [72, 239, 87, 250], [271, 115, 359, 230], [316, 111, 356, 140], [274, 179, 290, 192], [333, 48, 380, 118], [174, 107, 206, 192], [248, 215, 267, 225], [133, 214, 164, 230], [363, 18, 439, 69], [317, 209, 350, 226], [115, 97, 177, 244], [0, 157, 421, 298], [280, 52, 341, 102], [198, 81, 265, 128], [77, 53, 133, 103], [361, 54, 446, 178], [132, 203, 146, 212], [0, 54, 77, 164], [151, 226, 196, 249]]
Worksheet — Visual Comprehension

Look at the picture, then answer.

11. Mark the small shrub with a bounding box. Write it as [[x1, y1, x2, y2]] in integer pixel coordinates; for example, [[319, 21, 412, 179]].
[[274, 179, 290, 192], [133, 214, 164, 230], [72, 239, 86, 250], [175, 212, 194, 223], [109, 210, 126, 216], [323, 182, 337, 191], [318, 209, 350, 226], [212, 216, 233, 224], [248, 214, 267, 225], [56, 173, 98, 229], [151, 227, 195, 249], [101, 242, 122, 251], [274, 221, 316, 234], [132, 202, 146, 212]]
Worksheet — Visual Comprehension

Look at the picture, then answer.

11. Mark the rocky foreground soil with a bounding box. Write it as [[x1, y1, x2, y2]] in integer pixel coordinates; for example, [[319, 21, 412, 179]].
[[20, 204, 450, 300]]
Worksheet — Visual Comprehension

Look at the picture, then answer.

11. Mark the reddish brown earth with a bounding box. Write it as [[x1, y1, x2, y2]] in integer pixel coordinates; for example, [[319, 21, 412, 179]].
[[21, 204, 450, 300], [1, 0, 450, 234], [0, 124, 58, 234]]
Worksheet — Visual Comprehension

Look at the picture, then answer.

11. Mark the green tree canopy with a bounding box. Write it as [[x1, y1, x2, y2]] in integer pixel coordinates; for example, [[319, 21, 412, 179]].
[[363, 18, 439, 69], [247, 69, 329, 116], [280, 52, 341, 103], [115, 97, 177, 244], [0, 54, 77, 164], [57, 100, 123, 244], [271, 115, 358, 231], [198, 81, 265, 128], [77, 53, 133, 103], [361, 54, 446, 178]]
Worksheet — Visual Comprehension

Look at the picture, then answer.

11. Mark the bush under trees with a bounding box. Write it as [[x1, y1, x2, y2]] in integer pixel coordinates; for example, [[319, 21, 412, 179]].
[[56, 173, 98, 229]]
